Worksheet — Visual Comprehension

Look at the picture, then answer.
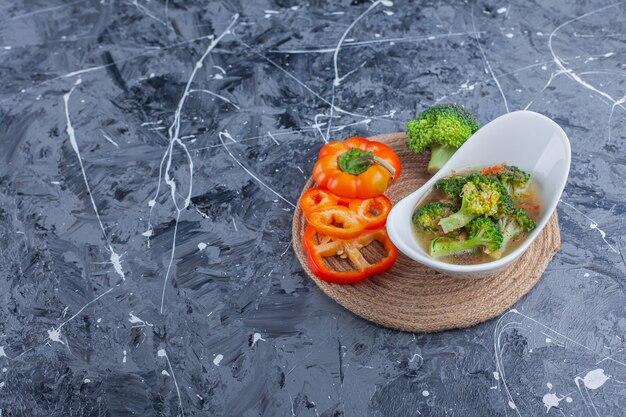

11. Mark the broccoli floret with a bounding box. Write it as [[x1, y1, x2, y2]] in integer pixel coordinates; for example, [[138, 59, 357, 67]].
[[434, 175, 467, 200], [498, 207, 536, 251], [430, 216, 503, 258], [406, 104, 481, 174], [497, 165, 531, 198], [413, 202, 458, 233], [437, 174, 512, 233]]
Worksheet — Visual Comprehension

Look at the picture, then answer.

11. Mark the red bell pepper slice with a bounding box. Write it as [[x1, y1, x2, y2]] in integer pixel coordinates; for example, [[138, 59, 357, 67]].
[[301, 188, 392, 232], [299, 187, 353, 213], [302, 225, 398, 284], [305, 206, 365, 239], [348, 195, 392, 229]]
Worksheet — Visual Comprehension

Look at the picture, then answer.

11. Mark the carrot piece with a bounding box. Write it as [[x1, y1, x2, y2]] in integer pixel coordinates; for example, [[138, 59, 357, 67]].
[[481, 163, 507, 175]]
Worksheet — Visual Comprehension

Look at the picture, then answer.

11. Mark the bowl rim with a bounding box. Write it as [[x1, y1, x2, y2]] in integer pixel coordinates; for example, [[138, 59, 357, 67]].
[[387, 110, 571, 274]]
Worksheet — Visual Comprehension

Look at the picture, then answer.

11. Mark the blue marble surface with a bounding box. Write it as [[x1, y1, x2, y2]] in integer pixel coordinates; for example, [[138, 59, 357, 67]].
[[0, 0, 625, 415]]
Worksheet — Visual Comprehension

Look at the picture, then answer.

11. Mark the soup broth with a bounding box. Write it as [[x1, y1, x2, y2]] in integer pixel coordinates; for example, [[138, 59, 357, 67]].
[[412, 167, 542, 265]]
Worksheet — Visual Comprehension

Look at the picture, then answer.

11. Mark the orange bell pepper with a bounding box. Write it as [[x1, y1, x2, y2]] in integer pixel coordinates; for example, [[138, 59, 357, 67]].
[[348, 195, 392, 229], [302, 225, 398, 284], [305, 206, 364, 239], [312, 137, 402, 199], [299, 187, 346, 213]]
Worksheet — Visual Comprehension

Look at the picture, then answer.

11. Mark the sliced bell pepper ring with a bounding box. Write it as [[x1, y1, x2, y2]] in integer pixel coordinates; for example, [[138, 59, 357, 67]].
[[313, 136, 402, 199], [301, 188, 393, 233], [299, 187, 352, 213], [305, 205, 365, 239], [302, 225, 398, 284], [348, 195, 392, 229]]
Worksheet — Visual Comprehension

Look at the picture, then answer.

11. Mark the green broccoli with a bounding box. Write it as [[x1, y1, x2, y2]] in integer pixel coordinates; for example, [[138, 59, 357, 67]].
[[496, 165, 531, 198], [438, 174, 512, 233], [498, 207, 536, 251], [413, 202, 458, 233], [430, 216, 503, 258], [406, 104, 481, 174], [434, 175, 468, 200]]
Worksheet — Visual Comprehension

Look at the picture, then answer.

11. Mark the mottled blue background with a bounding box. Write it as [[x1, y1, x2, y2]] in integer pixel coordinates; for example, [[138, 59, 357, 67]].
[[0, 0, 625, 415]]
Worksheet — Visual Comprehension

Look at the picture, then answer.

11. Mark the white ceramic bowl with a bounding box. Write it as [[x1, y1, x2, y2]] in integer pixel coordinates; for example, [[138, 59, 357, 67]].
[[386, 110, 571, 278]]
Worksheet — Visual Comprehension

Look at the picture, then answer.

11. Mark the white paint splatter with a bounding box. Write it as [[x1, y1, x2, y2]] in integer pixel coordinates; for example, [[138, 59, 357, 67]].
[[496, 7, 507, 14], [152, 15, 239, 315], [494, 309, 599, 417], [421, 390, 429, 397], [542, 392, 561, 412], [48, 288, 114, 345], [0, 347, 6, 358], [559, 200, 619, 253], [122, 350, 127, 363], [141, 120, 163, 127], [548, 4, 626, 115], [100, 130, 119, 148], [546, 338, 552, 344], [270, 31, 483, 55], [582, 368, 609, 389], [332, 0, 383, 86], [547, 382, 553, 389], [493, 371, 500, 380], [109, 249, 125, 281], [188, 88, 240, 109], [47, 329, 64, 344], [197, 242, 207, 250], [252, 333, 266, 346], [63, 84, 125, 280], [131, 0, 167, 26], [574, 369, 610, 416], [213, 354, 224, 365], [84, 378, 91, 383], [471, 7, 509, 112], [219, 131, 237, 144], [161, 370, 170, 376], [156, 348, 184, 415], [267, 131, 280, 145], [128, 312, 153, 327], [505, 33, 514, 38], [409, 353, 423, 363]]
